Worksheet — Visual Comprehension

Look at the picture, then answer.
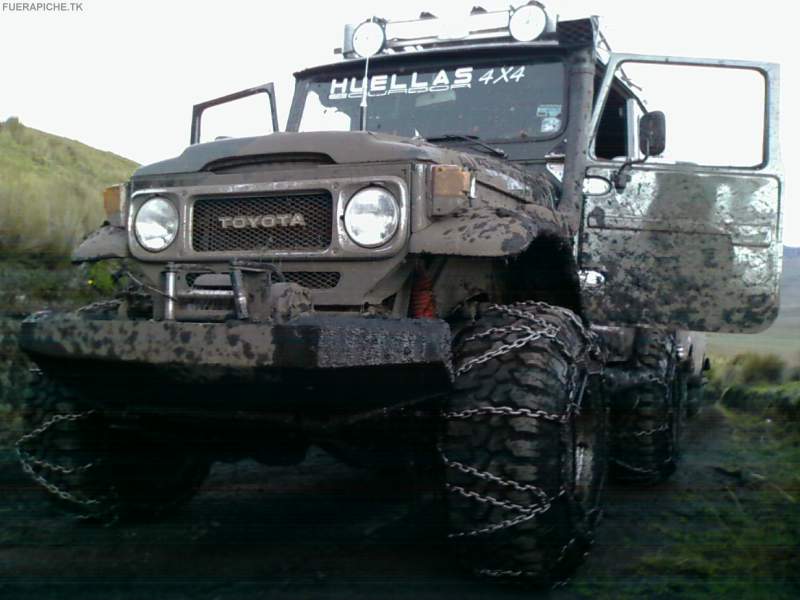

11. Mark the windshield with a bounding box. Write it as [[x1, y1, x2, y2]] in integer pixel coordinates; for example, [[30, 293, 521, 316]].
[[295, 58, 565, 142]]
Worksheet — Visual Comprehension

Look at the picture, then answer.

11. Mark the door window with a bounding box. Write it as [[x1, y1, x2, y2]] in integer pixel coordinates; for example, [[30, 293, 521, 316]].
[[596, 62, 767, 168], [198, 93, 276, 143]]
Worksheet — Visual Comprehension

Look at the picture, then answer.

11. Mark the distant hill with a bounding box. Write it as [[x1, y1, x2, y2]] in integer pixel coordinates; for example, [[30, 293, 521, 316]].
[[0, 118, 138, 257], [786, 246, 800, 259], [778, 251, 800, 312]]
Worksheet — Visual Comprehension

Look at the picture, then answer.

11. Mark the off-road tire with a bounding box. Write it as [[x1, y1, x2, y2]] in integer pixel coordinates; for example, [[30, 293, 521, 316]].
[[18, 373, 210, 522], [442, 302, 607, 586], [609, 330, 682, 483], [685, 370, 706, 419]]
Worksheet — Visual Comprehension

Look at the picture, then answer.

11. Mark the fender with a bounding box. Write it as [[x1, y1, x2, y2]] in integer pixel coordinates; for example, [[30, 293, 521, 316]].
[[409, 206, 566, 257], [71, 225, 130, 263]]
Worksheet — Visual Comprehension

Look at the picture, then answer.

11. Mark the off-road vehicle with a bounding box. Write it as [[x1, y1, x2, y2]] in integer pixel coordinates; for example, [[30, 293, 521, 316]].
[[17, 2, 783, 585]]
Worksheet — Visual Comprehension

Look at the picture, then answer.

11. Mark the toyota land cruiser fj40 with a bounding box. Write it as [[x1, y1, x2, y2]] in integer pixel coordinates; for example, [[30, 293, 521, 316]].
[[17, 2, 783, 585]]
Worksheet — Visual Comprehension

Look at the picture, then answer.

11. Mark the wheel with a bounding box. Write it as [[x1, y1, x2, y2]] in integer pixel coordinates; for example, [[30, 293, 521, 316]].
[[609, 329, 681, 483], [17, 373, 210, 522], [672, 368, 688, 447], [442, 302, 607, 586], [685, 369, 706, 419]]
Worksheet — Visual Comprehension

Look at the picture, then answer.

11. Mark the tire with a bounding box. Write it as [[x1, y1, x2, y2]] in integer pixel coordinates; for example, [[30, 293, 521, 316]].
[[672, 369, 688, 447], [609, 329, 681, 483], [17, 373, 210, 522], [686, 380, 703, 419], [442, 302, 607, 586]]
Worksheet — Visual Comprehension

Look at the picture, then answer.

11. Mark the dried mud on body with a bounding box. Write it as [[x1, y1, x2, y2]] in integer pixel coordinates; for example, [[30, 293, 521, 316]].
[[0, 404, 797, 600]]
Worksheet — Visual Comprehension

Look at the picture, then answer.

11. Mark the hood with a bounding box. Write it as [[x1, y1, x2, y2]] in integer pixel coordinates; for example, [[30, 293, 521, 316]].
[[132, 130, 556, 207], [134, 131, 464, 177]]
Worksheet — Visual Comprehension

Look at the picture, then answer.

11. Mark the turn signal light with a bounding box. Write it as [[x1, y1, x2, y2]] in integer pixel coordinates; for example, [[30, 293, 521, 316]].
[[103, 184, 127, 227], [431, 165, 476, 216]]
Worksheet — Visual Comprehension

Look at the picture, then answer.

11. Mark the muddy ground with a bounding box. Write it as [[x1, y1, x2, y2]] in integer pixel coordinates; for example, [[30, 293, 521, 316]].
[[0, 404, 797, 600]]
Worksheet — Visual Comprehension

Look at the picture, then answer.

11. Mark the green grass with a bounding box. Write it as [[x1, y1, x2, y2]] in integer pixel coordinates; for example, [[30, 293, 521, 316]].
[[631, 370, 800, 598], [0, 117, 138, 257], [0, 317, 29, 448], [572, 366, 800, 600], [0, 118, 138, 447], [632, 407, 800, 599], [0, 260, 120, 448], [705, 349, 800, 422], [572, 403, 800, 600]]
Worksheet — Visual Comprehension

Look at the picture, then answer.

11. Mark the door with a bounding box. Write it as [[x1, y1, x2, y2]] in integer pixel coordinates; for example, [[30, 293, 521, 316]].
[[190, 83, 280, 145], [579, 54, 783, 333]]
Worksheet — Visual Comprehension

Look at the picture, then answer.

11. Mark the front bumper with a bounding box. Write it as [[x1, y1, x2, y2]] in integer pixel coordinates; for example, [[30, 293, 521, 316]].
[[20, 313, 454, 412], [21, 312, 452, 371]]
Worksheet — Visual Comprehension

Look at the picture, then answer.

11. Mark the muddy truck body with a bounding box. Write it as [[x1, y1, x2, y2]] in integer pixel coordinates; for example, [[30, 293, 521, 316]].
[[17, 3, 783, 585]]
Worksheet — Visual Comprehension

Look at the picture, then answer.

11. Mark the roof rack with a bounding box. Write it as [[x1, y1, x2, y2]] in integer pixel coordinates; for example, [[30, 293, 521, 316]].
[[338, 3, 598, 59]]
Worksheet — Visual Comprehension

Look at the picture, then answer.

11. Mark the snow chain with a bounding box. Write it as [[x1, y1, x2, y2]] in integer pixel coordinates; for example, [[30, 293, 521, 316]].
[[15, 410, 118, 521], [442, 301, 602, 584], [476, 535, 590, 586], [75, 300, 122, 316]]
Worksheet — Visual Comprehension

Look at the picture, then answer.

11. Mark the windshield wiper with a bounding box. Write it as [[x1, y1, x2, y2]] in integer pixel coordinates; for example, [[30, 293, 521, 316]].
[[424, 134, 507, 159]]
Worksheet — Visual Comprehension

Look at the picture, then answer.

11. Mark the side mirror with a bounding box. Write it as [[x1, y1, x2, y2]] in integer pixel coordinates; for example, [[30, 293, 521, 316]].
[[639, 111, 666, 157]]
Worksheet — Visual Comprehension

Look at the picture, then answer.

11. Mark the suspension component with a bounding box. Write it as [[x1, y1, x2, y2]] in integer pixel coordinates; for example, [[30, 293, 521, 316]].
[[410, 266, 437, 319]]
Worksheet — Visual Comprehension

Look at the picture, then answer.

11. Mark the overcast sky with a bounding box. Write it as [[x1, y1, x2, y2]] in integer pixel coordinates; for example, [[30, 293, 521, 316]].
[[1, 0, 796, 245]]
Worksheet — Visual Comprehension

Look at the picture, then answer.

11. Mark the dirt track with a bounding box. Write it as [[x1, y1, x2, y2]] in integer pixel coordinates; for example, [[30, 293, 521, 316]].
[[0, 406, 793, 599]]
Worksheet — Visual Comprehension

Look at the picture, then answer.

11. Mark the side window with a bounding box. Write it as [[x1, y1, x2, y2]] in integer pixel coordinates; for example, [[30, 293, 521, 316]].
[[191, 85, 279, 145], [199, 93, 276, 143], [595, 82, 628, 160], [603, 62, 767, 168]]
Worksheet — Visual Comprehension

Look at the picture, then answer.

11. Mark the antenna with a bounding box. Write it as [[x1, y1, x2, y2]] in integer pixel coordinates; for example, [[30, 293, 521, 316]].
[[359, 17, 377, 131], [360, 53, 370, 131]]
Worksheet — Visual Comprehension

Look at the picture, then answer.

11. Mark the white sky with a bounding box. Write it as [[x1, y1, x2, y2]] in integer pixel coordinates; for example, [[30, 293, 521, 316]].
[[0, 0, 797, 245]]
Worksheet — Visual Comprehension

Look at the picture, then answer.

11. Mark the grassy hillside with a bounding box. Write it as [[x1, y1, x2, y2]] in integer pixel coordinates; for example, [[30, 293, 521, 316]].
[[0, 117, 138, 257], [0, 121, 139, 441], [708, 251, 800, 363]]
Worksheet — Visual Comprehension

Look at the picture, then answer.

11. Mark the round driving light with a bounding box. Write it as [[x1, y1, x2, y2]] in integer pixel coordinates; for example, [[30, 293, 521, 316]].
[[509, 3, 548, 42], [344, 187, 399, 248], [134, 197, 179, 252], [352, 20, 385, 58]]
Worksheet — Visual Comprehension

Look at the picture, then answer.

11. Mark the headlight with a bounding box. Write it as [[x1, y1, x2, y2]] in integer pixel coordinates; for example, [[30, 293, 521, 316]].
[[352, 19, 385, 58], [344, 187, 399, 248], [509, 2, 548, 42], [134, 197, 179, 252]]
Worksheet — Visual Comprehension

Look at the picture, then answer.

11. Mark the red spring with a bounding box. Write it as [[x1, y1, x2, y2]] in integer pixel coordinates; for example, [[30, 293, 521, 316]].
[[411, 268, 437, 319]]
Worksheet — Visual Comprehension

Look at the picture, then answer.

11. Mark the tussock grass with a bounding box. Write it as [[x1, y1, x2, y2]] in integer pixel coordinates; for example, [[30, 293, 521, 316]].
[[708, 353, 800, 424], [711, 352, 788, 388], [0, 117, 138, 257]]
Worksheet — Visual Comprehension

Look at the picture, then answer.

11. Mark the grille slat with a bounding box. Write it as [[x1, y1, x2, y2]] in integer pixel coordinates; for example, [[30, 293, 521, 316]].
[[186, 272, 341, 290], [192, 191, 333, 253], [284, 272, 341, 289]]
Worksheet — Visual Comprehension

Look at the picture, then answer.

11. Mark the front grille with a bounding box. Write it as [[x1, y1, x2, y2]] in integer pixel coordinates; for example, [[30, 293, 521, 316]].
[[186, 271, 340, 290], [192, 191, 333, 253], [284, 272, 341, 289]]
